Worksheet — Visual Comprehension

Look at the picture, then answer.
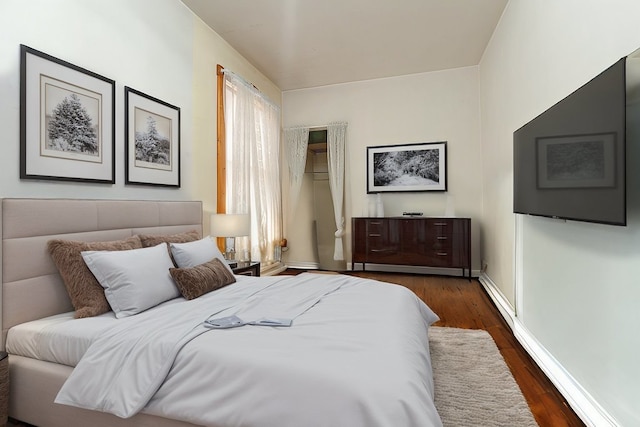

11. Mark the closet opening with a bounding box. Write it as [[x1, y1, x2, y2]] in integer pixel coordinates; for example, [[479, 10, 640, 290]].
[[307, 129, 346, 271]]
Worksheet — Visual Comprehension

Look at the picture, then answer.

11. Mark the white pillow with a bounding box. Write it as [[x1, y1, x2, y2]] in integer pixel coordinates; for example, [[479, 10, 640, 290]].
[[169, 237, 233, 273], [81, 243, 180, 319]]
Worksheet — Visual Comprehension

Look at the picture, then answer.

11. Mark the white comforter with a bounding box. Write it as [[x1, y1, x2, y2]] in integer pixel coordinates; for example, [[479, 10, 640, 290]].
[[55, 273, 442, 427]]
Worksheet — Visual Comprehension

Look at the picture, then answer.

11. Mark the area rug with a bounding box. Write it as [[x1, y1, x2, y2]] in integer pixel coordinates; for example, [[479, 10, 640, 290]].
[[429, 326, 538, 426]]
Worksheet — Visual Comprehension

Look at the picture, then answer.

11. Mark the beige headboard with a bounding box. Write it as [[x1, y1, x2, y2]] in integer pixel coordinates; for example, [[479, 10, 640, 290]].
[[0, 198, 203, 349]]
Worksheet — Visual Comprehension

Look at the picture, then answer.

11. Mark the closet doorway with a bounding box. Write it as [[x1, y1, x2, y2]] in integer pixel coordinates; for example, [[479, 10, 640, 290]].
[[308, 129, 347, 271]]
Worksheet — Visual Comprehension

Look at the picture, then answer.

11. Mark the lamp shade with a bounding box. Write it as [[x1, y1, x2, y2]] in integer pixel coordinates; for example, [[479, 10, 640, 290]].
[[210, 214, 250, 237]]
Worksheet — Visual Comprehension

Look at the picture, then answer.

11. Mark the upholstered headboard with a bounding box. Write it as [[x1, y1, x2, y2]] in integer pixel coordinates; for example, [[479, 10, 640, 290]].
[[0, 198, 203, 349]]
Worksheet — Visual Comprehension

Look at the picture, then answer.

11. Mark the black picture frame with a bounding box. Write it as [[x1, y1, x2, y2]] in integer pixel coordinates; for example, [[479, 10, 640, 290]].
[[367, 141, 447, 193], [124, 86, 181, 187], [20, 45, 115, 183]]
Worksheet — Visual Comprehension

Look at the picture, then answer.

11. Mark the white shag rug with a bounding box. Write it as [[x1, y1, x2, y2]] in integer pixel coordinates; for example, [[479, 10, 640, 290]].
[[429, 326, 538, 427]]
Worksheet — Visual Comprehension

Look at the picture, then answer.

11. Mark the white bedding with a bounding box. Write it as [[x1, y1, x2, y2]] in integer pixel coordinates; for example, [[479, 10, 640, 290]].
[[5, 294, 187, 366], [15, 273, 442, 427], [5, 311, 114, 366]]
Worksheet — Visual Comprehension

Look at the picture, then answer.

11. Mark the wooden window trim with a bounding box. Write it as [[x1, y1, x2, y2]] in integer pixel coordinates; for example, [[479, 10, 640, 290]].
[[216, 65, 226, 250], [216, 64, 226, 215]]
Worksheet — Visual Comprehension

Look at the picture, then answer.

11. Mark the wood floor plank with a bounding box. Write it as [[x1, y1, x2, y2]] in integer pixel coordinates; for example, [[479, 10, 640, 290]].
[[284, 269, 585, 427]]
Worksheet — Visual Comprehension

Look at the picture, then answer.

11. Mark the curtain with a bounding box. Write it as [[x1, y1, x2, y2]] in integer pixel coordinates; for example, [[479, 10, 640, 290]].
[[284, 127, 309, 215], [327, 122, 347, 260], [223, 71, 282, 268]]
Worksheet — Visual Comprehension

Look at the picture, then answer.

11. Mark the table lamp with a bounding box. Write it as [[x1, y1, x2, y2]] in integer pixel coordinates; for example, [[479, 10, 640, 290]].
[[210, 213, 250, 261]]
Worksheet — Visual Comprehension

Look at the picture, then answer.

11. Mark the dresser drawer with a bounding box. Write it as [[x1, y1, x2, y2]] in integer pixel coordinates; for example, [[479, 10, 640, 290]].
[[426, 249, 454, 267], [365, 219, 385, 232], [425, 219, 454, 236], [425, 238, 453, 252]]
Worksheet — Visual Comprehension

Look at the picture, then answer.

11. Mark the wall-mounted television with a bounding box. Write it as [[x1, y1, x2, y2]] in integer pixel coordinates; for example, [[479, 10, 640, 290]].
[[513, 57, 627, 226]]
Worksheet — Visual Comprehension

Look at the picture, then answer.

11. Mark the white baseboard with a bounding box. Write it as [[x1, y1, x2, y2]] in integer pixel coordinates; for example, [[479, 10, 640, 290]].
[[512, 322, 618, 427], [479, 273, 618, 427], [292, 262, 480, 278], [285, 261, 320, 270], [478, 273, 515, 328], [348, 262, 479, 278]]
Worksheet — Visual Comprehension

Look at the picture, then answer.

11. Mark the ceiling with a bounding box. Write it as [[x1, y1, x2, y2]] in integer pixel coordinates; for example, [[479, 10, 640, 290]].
[[181, 0, 508, 91]]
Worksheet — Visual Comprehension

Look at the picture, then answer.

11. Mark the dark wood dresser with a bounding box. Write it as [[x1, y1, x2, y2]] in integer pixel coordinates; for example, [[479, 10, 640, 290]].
[[351, 217, 471, 279]]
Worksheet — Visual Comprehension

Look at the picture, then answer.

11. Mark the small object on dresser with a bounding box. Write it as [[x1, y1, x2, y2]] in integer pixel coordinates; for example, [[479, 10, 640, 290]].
[[402, 212, 423, 217], [0, 351, 8, 426]]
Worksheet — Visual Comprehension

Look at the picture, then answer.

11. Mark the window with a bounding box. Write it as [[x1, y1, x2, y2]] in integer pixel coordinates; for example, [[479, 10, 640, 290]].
[[217, 66, 283, 272]]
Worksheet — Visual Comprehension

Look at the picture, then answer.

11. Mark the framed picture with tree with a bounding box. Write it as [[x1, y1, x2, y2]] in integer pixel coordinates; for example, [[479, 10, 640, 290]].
[[124, 87, 180, 187], [20, 45, 115, 183], [367, 141, 447, 193]]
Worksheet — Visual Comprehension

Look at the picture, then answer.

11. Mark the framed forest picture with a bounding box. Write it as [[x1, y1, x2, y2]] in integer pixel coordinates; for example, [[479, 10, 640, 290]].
[[20, 45, 115, 183], [124, 86, 181, 187], [367, 141, 447, 193]]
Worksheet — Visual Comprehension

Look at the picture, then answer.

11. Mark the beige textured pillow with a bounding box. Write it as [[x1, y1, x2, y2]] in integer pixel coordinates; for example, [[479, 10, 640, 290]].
[[169, 258, 236, 300], [137, 230, 200, 247], [47, 236, 143, 318]]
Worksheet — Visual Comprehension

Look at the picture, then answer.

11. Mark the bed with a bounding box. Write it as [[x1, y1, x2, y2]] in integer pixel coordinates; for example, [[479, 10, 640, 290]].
[[1, 198, 442, 427]]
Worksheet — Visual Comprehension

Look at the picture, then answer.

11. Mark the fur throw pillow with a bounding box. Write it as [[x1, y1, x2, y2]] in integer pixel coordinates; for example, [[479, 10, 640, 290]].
[[137, 230, 200, 247], [47, 236, 143, 318], [169, 258, 236, 300]]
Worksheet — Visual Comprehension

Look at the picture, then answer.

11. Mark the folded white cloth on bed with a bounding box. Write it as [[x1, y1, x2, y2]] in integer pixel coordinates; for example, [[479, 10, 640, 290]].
[[204, 315, 293, 328]]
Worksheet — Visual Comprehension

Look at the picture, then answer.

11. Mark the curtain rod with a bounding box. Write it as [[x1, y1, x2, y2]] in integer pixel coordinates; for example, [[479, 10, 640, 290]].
[[222, 68, 259, 91], [286, 122, 347, 130], [285, 125, 326, 130], [217, 64, 279, 110]]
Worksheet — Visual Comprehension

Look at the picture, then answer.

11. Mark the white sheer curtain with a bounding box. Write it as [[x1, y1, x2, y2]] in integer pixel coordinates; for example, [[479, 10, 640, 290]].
[[223, 70, 282, 269], [327, 122, 347, 260], [284, 127, 309, 215]]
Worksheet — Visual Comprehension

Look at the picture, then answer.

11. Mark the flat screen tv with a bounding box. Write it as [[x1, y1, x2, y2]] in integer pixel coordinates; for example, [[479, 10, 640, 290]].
[[513, 57, 627, 226]]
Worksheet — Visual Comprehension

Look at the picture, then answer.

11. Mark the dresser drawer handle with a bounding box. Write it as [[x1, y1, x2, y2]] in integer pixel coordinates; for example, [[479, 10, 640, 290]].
[[434, 222, 448, 226], [370, 249, 385, 252], [370, 221, 382, 225], [437, 236, 448, 240], [369, 233, 381, 237], [436, 252, 448, 256]]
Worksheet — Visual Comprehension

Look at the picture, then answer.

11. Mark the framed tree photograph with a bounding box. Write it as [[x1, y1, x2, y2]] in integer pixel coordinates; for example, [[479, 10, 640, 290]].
[[367, 141, 447, 193], [20, 45, 115, 183], [125, 86, 180, 187]]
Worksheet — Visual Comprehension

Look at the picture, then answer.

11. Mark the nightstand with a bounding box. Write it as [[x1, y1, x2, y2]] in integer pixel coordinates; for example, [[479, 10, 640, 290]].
[[0, 351, 8, 426], [232, 262, 260, 277]]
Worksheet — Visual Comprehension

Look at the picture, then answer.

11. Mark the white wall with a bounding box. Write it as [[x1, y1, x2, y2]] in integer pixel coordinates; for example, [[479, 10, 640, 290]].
[[282, 67, 483, 270], [480, 0, 640, 425], [0, 0, 280, 237], [0, 0, 194, 200]]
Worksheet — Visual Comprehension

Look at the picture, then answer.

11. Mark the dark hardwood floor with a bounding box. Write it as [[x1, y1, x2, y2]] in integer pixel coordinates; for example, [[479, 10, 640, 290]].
[[284, 269, 585, 427]]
